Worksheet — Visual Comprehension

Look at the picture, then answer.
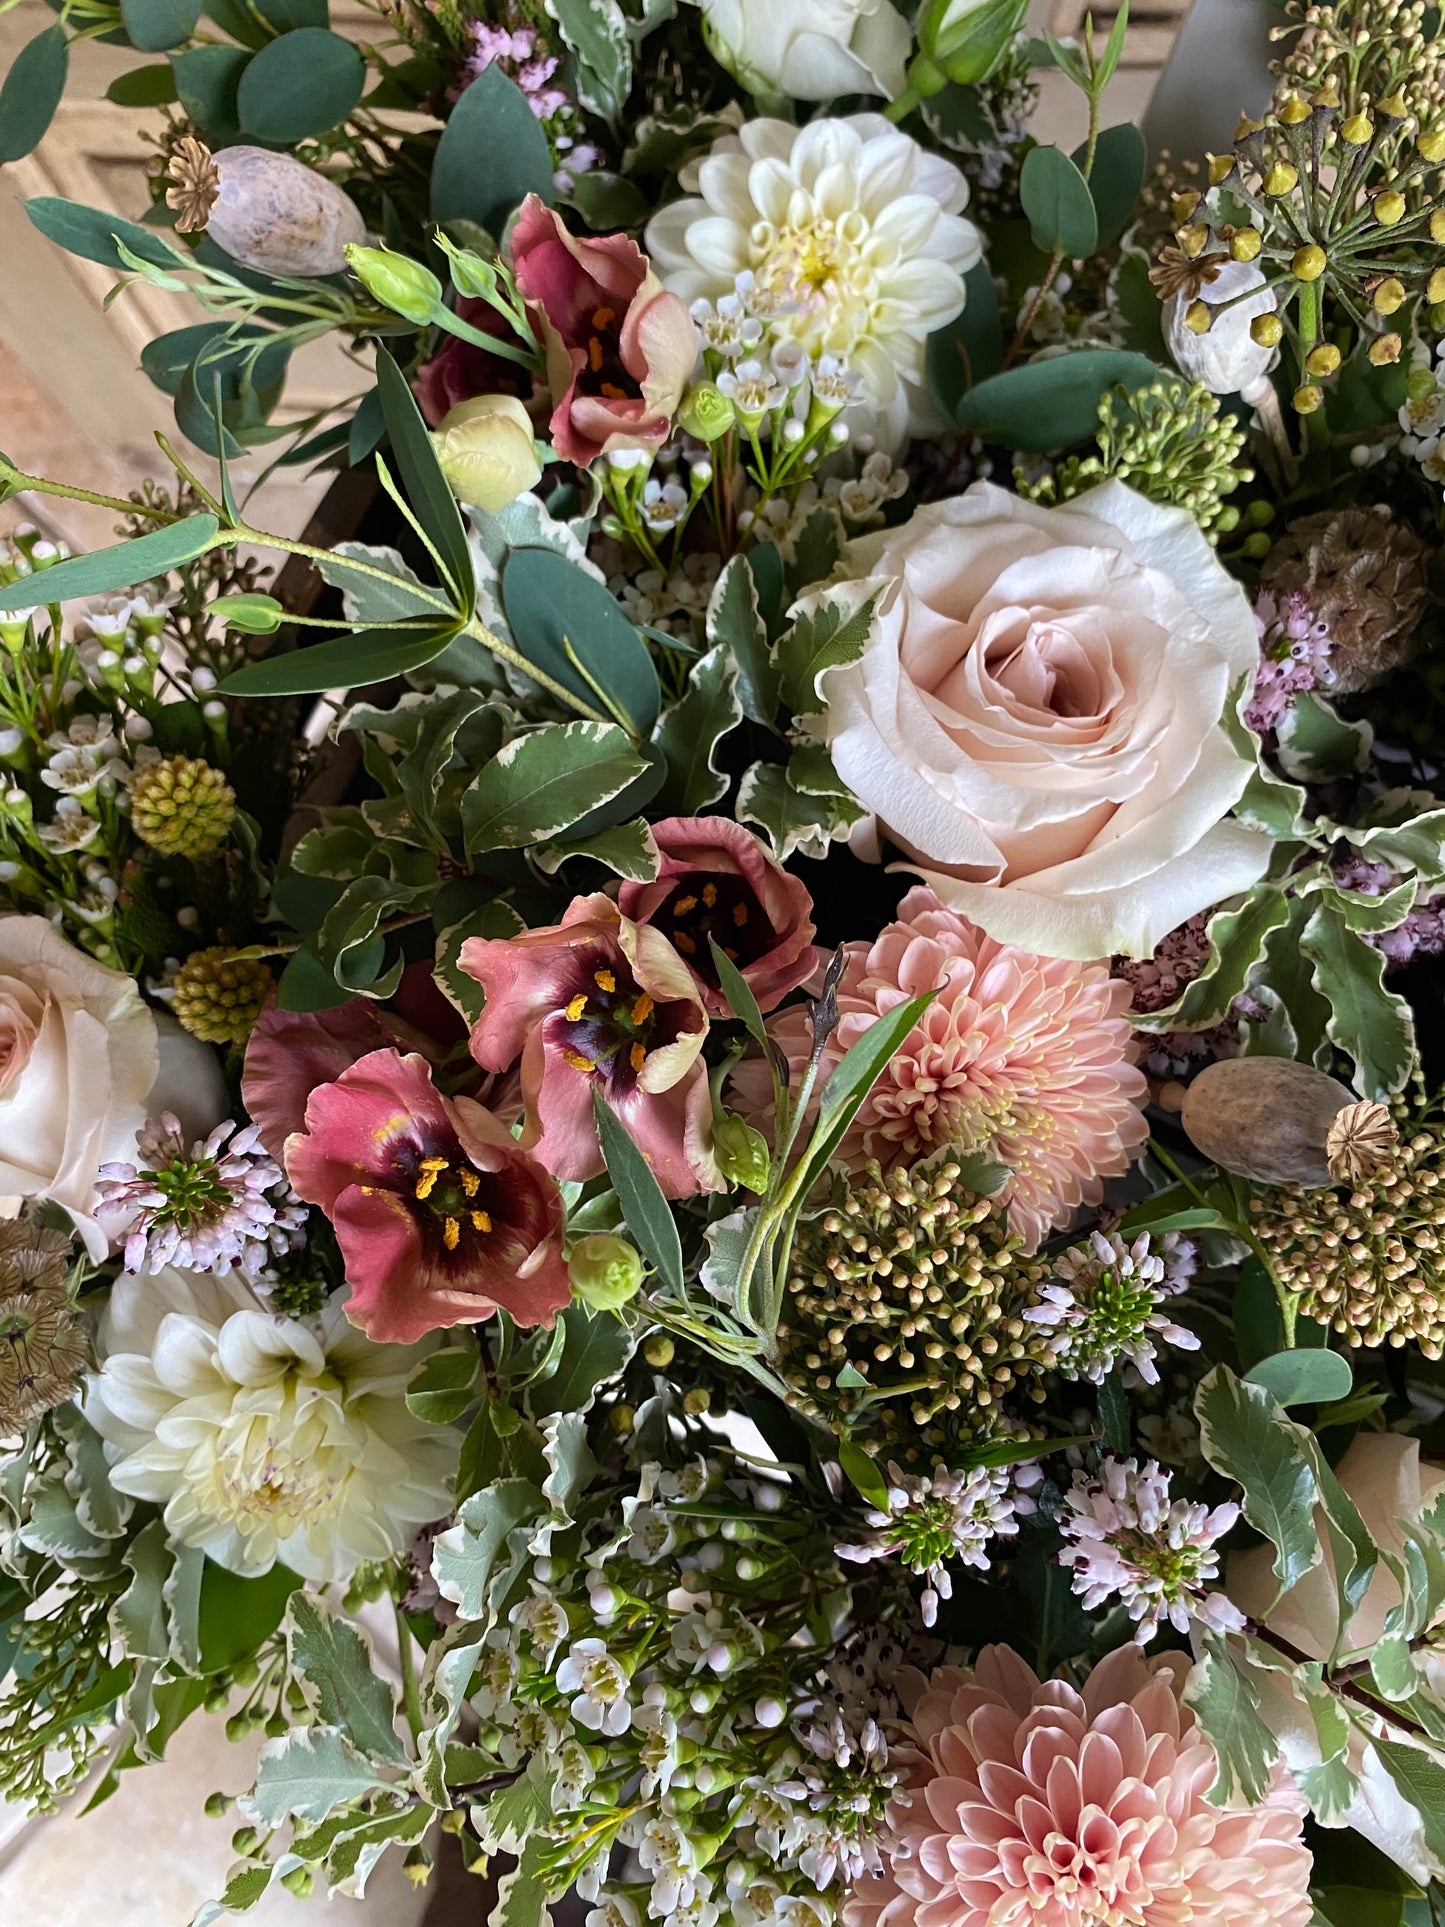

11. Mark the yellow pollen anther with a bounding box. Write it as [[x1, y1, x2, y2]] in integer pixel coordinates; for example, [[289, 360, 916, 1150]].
[[594, 969, 617, 993], [732, 902, 748, 927], [674, 894, 698, 916], [443, 1217, 460, 1250], [631, 991, 654, 1024], [471, 1210, 492, 1232], [630, 1042, 647, 1074], [565, 1048, 598, 1073], [414, 1156, 448, 1201], [565, 993, 588, 1021], [674, 932, 696, 955], [458, 1168, 480, 1198], [588, 337, 604, 372], [701, 883, 718, 908]]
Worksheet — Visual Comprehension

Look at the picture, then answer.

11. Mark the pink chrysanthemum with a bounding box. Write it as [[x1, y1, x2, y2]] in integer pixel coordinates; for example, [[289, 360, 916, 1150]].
[[844, 1643, 1312, 1927], [737, 888, 1148, 1250]]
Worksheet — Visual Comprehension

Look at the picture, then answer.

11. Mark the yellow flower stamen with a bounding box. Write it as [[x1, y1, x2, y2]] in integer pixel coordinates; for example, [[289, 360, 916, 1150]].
[[458, 1169, 480, 1198], [565, 993, 588, 1021], [673, 894, 698, 916], [631, 991, 654, 1024], [565, 1048, 598, 1073], [594, 968, 617, 993], [674, 932, 696, 955], [732, 902, 748, 927], [701, 883, 718, 908], [630, 1042, 647, 1074], [414, 1156, 448, 1201], [443, 1217, 460, 1250], [471, 1209, 493, 1233]]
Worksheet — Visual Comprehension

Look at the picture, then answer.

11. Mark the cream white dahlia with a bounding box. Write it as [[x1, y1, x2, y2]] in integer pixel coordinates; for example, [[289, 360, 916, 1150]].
[[82, 1268, 455, 1581], [644, 116, 981, 447]]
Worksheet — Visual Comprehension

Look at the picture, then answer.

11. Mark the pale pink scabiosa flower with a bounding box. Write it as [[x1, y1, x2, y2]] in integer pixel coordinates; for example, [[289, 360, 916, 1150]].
[[836, 1461, 1037, 1627], [97, 1113, 304, 1276], [1059, 1455, 1245, 1642], [1029, 1229, 1199, 1387], [844, 1643, 1312, 1927], [736, 887, 1147, 1250]]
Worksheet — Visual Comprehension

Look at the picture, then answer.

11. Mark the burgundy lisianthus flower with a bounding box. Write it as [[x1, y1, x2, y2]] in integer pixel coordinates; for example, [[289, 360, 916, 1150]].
[[460, 892, 722, 1197], [413, 295, 536, 428], [617, 816, 820, 1017], [241, 962, 473, 1161], [285, 1048, 570, 1346], [509, 193, 697, 467]]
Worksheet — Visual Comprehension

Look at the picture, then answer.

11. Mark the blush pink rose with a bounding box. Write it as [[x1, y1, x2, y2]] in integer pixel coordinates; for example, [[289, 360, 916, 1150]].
[[461, 891, 722, 1198], [0, 916, 158, 1258], [814, 480, 1271, 960], [510, 194, 697, 467], [285, 1047, 570, 1345], [617, 816, 820, 1017]]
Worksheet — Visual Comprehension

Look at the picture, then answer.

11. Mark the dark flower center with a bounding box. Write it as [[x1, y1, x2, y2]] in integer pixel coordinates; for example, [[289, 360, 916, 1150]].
[[658, 876, 769, 987], [580, 304, 641, 405], [554, 958, 684, 1096], [398, 1144, 507, 1264]]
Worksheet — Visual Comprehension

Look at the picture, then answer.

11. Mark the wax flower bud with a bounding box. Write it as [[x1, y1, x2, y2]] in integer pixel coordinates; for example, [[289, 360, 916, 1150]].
[[676, 382, 737, 444], [345, 244, 443, 324], [431, 395, 543, 513], [568, 1233, 645, 1310], [1292, 245, 1326, 281], [714, 1113, 771, 1193]]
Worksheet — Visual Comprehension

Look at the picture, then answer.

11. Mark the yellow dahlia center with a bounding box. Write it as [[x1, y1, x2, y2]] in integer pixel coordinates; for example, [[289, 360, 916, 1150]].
[[749, 211, 878, 356]]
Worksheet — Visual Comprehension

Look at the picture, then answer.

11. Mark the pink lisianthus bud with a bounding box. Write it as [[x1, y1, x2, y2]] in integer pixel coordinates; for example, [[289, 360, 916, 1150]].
[[460, 891, 723, 1198], [509, 194, 698, 468], [285, 1047, 571, 1344], [617, 815, 820, 1016]]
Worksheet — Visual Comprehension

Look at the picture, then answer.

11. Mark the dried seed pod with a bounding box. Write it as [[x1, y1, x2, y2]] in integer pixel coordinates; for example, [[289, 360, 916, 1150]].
[[205, 147, 367, 279], [1180, 1056, 1354, 1185]]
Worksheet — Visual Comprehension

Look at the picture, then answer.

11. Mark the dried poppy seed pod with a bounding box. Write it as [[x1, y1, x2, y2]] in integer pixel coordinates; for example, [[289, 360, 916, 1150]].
[[1180, 1057, 1355, 1186], [205, 147, 367, 279]]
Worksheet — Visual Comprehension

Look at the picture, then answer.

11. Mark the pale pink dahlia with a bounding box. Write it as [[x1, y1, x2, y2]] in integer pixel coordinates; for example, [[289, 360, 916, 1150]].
[[844, 1644, 1312, 1927], [736, 888, 1148, 1250]]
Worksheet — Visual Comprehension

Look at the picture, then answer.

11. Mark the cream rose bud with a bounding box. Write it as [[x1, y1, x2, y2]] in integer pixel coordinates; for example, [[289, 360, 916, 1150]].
[[814, 479, 1271, 960], [0, 916, 158, 1256], [1164, 256, 1276, 398], [431, 394, 543, 513], [700, 0, 909, 101]]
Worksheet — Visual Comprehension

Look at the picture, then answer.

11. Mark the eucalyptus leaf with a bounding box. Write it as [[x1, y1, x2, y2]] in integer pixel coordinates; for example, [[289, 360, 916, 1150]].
[[500, 545, 659, 737], [1074, 123, 1146, 250], [236, 28, 364, 143], [593, 1088, 685, 1295], [0, 25, 68, 165], [954, 349, 1161, 452], [25, 194, 183, 273], [431, 65, 554, 237], [218, 619, 461, 698], [1020, 145, 1099, 257], [0, 515, 219, 612], [121, 0, 202, 52], [108, 63, 180, 105], [376, 349, 475, 616], [1244, 1348, 1352, 1407]]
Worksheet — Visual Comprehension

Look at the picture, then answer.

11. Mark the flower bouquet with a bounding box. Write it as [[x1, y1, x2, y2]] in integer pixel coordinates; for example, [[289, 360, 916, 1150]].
[[5, 0, 1445, 1920]]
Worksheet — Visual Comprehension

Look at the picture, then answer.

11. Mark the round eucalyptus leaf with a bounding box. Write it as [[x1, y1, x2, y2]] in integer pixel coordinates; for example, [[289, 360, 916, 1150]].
[[237, 28, 364, 144], [1244, 1347, 1353, 1408]]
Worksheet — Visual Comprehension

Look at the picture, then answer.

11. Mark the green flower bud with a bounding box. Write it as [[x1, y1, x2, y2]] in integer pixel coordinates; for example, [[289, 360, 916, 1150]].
[[676, 382, 737, 444], [344, 244, 443, 324], [569, 1232, 644, 1309], [917, 0, 1029, 86], [437, 235, 500, 301], [714, 1113, 771, 1193]]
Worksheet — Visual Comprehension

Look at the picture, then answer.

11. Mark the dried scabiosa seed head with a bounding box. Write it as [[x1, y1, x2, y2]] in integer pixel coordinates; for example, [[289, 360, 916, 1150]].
[[1326, 1100, 1399, 1184], [0, 1220, 85, 1436]]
